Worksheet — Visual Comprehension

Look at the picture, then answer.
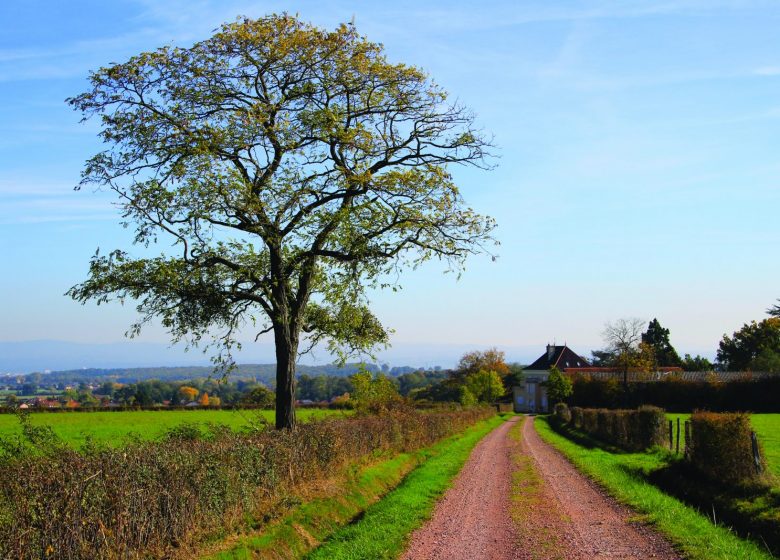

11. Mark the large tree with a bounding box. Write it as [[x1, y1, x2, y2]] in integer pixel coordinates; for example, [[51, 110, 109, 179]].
[[717, 318, 780, 372], [67, 15, 495, 429], [641, 318, 682, 367]]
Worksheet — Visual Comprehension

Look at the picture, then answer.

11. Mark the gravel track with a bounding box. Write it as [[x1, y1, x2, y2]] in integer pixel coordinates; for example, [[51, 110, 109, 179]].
[[521, 416, 681, 559], [402, 415, 680, 560], [401, 416, 523, 560]]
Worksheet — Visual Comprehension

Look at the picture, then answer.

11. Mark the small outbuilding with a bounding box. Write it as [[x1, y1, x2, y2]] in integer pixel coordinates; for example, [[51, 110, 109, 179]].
[[513, 344, 590, 413]]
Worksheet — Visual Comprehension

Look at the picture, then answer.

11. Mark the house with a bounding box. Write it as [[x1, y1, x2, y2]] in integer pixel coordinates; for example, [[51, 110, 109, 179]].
[[513, 344, 590, 413]]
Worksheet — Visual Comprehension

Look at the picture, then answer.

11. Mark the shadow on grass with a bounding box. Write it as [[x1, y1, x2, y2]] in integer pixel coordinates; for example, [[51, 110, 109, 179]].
[[549, 417, 780, 557], [546, 418, 634, 455], [649, 462, 780, 557]]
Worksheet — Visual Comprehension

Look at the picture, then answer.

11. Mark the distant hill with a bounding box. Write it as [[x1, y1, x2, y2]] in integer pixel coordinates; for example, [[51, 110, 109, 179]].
[[14, 363, 427, 385]]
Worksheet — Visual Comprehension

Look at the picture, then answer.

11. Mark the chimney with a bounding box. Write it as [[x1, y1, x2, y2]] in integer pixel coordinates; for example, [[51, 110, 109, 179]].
[[547, 344, 555, 361]]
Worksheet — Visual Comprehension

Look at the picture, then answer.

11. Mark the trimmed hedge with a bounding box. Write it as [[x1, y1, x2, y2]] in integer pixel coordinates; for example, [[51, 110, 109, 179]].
[[570, 375, 780, 412], [688, 411, 767, 485], [558, 404, 666, 451], [0, 406, 494, 559], [553, 402, 571, 424]]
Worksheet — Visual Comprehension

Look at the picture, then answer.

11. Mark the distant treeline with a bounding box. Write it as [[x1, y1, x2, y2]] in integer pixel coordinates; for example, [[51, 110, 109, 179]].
[[3, 362, 435, 386], [3, 369, 451, 408]]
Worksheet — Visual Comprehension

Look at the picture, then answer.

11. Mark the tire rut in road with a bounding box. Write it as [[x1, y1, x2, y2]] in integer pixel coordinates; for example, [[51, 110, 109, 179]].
[[521, 416, 681, 560]]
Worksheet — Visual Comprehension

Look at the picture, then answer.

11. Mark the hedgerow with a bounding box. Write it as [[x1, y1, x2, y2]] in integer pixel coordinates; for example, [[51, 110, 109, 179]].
[[688, 411, 768, 485], [0, 406, 493, 559], [557, 404, 666, 451], [570, 375, 780, 412]]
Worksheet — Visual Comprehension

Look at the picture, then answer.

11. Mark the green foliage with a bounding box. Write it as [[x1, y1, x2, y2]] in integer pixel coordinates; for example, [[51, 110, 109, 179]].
[[241, 386, 275, 407], [553, 402, 572, 424], [670, 413, 780, 479], [750, 348, 780, 373], [688, 411, 767, 485], [681, 354, 713, 372], [349, 370, 401, 413], [642, 318, 683, 367], [463, 369, 505, 403], [545, 366, 573, 405], [565, 406, 666, 451], [454, 348, 509, 379], [718, 318, 780, 371], [458, 386, 478, 406], [67, 13, 496, 428]]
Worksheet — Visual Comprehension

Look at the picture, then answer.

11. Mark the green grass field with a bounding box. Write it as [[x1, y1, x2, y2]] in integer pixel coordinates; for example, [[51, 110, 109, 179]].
[[0, 408, 347, 448], [666, 413, 780, 477], [536, 417, 773, 560]]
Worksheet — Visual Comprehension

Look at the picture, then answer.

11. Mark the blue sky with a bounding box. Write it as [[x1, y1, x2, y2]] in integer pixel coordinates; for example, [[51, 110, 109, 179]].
[[2, 0, 780, 371]]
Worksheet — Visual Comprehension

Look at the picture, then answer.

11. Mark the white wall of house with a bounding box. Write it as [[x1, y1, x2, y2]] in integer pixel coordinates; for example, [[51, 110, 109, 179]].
[[512, 370, 550, 413]]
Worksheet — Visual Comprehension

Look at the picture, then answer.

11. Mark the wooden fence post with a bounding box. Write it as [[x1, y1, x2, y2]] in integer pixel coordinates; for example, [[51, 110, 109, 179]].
[[668, 420, 673, 450], [751, 431, 763, 474], [684, 420, 691, 458], [676, 418, 680, 455]]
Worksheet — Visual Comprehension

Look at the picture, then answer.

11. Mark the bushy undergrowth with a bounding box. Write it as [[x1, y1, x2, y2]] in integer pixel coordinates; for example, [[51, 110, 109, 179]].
[[559, 404, 666, 451], [688, 411, 768, 485], [0, 406, 493, 559]]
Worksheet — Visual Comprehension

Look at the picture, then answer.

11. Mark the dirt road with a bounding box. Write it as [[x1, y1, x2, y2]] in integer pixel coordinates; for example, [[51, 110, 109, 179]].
[[401, 415, 522, 560], [402, 416, 680, 560]]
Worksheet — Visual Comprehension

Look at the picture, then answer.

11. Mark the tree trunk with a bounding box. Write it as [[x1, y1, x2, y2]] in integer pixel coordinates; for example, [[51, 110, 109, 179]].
[[274, 322, 299, 430]]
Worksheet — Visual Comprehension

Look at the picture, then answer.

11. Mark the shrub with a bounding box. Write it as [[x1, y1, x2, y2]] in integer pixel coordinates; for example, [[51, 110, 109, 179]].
[[582, 408, 599, 434], [633, 405, 667, 449], [553, 402, 571, 424], [546, 366, 573, 404], [570, 406, 584, 429], [561, 406, 666, 451], [0, 407, 494, 559], [688, 411, 767, 485]]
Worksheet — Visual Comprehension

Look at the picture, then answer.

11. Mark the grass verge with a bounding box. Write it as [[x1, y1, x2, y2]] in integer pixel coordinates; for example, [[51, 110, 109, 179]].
[[203, 453, 420, 559], [509, 417, 568, 560], [303, 414, 507, 560], [535, 416, 774, 560], [207, 414, 505, 560]]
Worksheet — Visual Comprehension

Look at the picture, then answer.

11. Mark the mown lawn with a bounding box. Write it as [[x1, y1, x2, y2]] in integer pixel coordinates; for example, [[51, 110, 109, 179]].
[[535, 416, 774, 560], [0, 408, 347, 447], [666, 413, 780, 477]]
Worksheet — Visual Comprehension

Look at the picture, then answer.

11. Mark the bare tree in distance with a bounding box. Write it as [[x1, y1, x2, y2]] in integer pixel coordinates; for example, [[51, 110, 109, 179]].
[[602, 317, 645, 389]]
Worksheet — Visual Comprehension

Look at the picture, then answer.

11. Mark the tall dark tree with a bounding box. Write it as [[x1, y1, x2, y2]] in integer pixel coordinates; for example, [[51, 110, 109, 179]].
[[767, 299, 780, 317], [681, 354, 713, 372], [67, 15, 495, 429], [641, 318, 682, 368], [717, 318, 780, 371]]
